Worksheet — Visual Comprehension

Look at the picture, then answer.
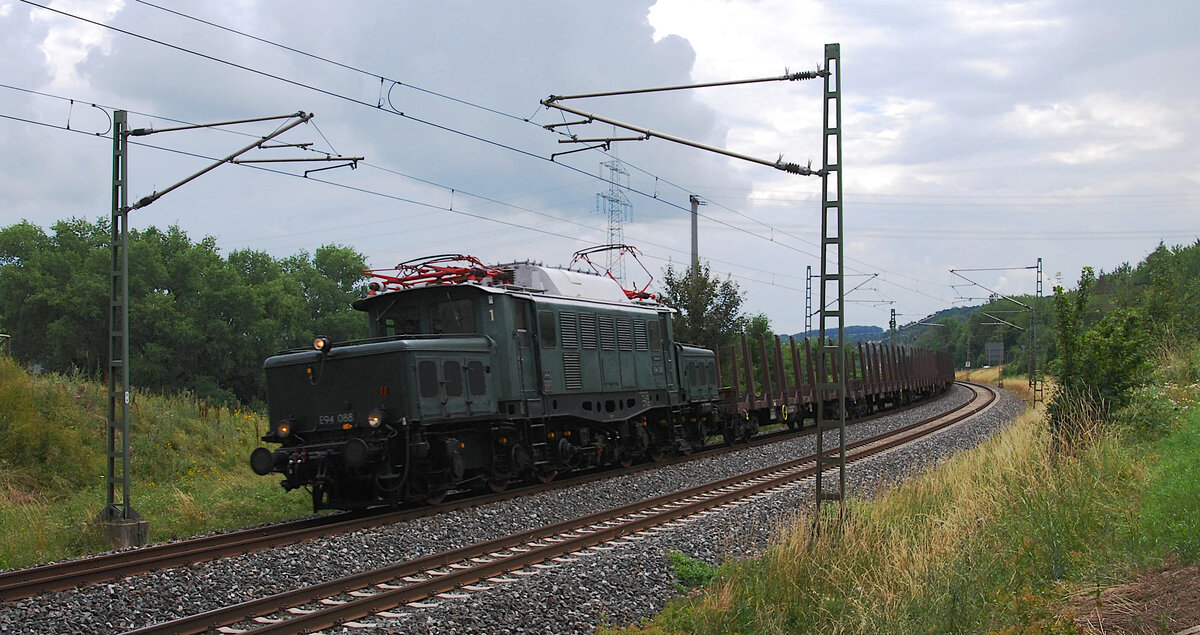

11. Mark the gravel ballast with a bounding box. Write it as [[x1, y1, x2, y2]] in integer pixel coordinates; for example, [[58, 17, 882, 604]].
[[0, 385, 1025, 634]]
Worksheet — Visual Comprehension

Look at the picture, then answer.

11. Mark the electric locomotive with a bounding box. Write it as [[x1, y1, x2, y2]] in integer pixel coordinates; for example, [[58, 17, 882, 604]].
[[249, 255, 721, 511]]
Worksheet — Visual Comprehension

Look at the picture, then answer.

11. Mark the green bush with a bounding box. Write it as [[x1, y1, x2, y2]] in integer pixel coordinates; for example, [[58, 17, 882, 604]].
[[667, 550, 720, 591], [1078, 307, 1150, 411]]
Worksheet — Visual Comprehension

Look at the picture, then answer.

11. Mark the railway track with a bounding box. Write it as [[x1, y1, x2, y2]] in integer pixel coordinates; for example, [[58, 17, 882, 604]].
[[0, 387, 950, 603], [122, 381, 996, 635]]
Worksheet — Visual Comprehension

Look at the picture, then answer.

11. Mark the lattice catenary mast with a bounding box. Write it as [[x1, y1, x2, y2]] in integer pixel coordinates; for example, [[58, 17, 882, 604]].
[[540, 46, 841, 520], [596, 160, 633, 282]]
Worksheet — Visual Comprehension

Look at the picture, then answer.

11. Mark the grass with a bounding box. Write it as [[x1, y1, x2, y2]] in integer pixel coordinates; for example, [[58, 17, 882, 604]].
[[0, 356, 311, 570], [616, 349, 1200, 634]]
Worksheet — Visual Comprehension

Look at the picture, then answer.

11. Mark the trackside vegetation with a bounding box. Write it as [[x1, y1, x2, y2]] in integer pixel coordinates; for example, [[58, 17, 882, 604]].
[[0, 356, 309, 570], [612, 241, 1200, 633], [612, 355, 1198, 634]]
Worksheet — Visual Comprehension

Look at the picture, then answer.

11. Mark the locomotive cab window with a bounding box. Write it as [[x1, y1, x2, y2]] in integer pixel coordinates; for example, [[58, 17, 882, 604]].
[[379, 305, 420, 337], [538, 310, 558, 348], [432, 299, 475, 334]]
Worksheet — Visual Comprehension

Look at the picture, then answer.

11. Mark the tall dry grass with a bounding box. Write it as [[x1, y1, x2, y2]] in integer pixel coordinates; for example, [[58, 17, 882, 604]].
[[957, 366, 1042, 404], [629, 401, 1145, 633]]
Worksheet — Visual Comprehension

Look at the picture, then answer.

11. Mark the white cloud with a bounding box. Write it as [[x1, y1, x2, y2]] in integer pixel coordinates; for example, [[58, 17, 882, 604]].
[[961, 58, 1012, 80], [31, 0, 124, 89], [946, 1, 1065, 35], [1004, 93, 1185, 165]]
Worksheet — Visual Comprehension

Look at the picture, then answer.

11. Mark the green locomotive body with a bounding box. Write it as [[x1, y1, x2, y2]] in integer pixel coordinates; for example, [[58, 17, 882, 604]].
[[251, 261, 720, 510]]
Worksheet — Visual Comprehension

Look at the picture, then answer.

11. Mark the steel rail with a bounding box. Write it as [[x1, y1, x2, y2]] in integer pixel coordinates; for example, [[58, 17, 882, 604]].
[[0, 387, 952, 601], [127, 382, 994, 635]]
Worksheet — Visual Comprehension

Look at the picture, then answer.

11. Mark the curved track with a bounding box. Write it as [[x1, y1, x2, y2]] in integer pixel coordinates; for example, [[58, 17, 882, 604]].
[[125, 381, 996, 635], [0, 385, 956, 602]]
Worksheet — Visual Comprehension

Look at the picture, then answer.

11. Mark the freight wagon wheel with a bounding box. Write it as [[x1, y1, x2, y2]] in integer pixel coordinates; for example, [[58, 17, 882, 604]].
[[618, 458, 634, 468], [649, 447, 665, 462], [536, 469, 558, 484], [425, 489, 448, 505], [721, 429, 736, 447], [487, 479, 509, 493]]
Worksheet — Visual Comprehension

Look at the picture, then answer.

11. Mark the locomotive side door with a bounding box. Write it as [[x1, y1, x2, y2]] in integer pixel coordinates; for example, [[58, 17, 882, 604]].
[[513, 302, 540, 402], [655, 314, 676, 391]]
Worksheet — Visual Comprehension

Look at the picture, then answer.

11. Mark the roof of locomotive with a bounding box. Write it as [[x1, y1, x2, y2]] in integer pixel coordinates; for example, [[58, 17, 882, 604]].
[[354, 262, 666, 312]]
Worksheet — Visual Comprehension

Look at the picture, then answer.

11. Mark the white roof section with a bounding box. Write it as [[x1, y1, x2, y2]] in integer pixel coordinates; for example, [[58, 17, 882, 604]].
[[512, 263, 631, 303]]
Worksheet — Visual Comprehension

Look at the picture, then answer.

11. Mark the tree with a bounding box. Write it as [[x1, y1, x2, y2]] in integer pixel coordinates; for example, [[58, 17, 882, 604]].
[[660, 262, 747, 353], [1048, 267, 1148, 436], [0, 218, 369, 405]]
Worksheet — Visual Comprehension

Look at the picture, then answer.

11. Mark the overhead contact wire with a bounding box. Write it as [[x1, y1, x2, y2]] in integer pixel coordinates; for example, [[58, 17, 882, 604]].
[[17, 1, 953, 308]]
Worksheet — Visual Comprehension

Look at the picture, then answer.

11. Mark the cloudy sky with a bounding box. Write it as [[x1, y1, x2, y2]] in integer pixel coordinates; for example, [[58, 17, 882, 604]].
[[2, 0, 1197, 334]]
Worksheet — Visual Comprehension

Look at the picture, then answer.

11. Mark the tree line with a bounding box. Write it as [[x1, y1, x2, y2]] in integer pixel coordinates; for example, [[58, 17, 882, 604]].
[[0, 218, 368, 405]]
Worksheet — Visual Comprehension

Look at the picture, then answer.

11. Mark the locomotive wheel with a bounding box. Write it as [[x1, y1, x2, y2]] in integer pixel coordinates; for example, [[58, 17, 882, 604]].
[[425, 489, 448, 505], [536, 469, 558, 484], [649, 447, 665, 462]]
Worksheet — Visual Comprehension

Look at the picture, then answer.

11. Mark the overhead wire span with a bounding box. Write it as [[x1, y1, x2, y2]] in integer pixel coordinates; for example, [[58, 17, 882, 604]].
[[2, 106, 827, 298], [0, 82, 820, 289], [14, 1, 954, 316], [69, 1, 948, 292]]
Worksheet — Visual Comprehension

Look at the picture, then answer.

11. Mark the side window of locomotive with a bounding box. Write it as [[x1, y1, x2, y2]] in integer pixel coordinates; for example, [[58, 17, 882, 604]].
[[467, 361, 486, 396], [432, 299, 475, 334], [538, 310, 558, 348], [707, 361, 717, 386], [443, 360, 463, 397], [647, 320, 662, 351], [418, 361, 439, 398]]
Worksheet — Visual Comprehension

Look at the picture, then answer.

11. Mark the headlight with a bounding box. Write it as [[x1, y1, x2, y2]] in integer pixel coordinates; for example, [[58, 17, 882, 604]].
[[367, 409, 384, 428], [277, 421, 292, 438], [313, 336, 332, 352]]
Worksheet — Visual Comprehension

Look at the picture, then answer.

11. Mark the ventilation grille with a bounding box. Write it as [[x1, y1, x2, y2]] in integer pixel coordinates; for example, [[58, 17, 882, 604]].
[[580, 313, 597, 349], [560, 312, 578, 348], [563, 351, 582, 389], [633, 320, 649, 351], [617, 318, 633, 351], [599, 316, 616, 351]]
